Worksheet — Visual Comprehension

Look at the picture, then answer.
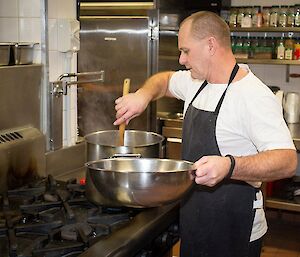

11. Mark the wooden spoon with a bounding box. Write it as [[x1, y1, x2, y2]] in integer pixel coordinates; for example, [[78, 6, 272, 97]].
[[118, 78, 130, 146]]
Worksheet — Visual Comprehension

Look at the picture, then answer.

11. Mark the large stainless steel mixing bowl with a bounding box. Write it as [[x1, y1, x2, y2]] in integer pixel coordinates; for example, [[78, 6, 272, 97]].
[[86, 158, 195, 208]]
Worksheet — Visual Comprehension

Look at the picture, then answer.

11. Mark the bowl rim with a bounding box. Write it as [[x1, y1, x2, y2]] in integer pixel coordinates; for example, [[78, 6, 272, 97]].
[[85, 158, 194, 173]]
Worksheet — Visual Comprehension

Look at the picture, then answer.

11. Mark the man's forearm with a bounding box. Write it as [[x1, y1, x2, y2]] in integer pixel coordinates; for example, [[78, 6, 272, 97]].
[[136, 71, 174, 102], [233, 149, 297, 182]]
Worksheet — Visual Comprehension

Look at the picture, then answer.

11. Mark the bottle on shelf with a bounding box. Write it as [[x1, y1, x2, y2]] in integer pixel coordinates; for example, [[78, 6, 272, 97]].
[[229, 7, 238, 27], [250, 36, 259, 58], [241, 6, 252, 28], [293, 38, 300, 60], [279, 5, 288, 27], [276, 34, 285, 59], [295, 5, 300, 27], [284, 35, 294, 60], [262, 6, 271, 27], [287, 5, 295, 27], [270, 5, 279, 27], [237, 7, 245, 27]]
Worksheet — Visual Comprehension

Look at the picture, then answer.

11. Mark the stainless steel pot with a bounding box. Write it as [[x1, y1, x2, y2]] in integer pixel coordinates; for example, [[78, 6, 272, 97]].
[[86, 158, 194, 208], [0, 43, 13, 66], [85, 130, 165, 160], [84, 130, 165, 205]]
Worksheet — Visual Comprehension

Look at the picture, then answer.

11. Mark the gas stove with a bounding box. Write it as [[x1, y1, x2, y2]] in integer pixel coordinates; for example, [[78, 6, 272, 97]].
[[0, 175, 180, 257]]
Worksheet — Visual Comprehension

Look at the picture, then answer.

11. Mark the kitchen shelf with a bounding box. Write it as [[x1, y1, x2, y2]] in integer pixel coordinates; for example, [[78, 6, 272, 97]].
[[236, 58, 300, 65], [231, 27, 300, 33], [266, 198, 300, 212]]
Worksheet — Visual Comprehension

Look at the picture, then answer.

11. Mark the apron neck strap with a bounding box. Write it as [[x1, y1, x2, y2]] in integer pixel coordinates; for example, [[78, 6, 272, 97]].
[[189, 63, 239, 109], [214, 63, 239, 114]]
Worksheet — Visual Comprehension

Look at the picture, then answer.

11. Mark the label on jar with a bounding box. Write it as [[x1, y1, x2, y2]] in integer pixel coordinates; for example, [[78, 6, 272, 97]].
[[295, 15, 300, 26], [229, 14, 237, 27], [279, 15, 287, 27], [285, 48, 293, 59], [241, 16, 252, 27], [270, 13, 278, 27]]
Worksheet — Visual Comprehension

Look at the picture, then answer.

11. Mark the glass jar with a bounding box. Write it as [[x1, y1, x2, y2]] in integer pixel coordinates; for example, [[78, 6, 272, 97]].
[[252, 6, 259, 27], [287, 5, 295, 27], [262, 6, 271, 27], [270, 5, 279, 27], [237, 7, 245, 27], [229, 8, 238, 27], [249, 37, 259, 58], [243, 36, 251, 58], [269, 37, 277, 59], [242, 7, 252, 27], [284, 37, 294, 60], [279, 5, 288, 27], [295, 5, 300, 27]]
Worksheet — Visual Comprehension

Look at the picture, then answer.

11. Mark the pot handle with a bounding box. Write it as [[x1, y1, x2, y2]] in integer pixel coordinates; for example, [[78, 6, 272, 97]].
[[110, 153, 142, 158]]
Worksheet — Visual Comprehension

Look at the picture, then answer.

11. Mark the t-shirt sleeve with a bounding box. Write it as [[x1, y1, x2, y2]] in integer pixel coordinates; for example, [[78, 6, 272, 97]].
[[168, 70, 193, 101], [242, 88, 295, 151]]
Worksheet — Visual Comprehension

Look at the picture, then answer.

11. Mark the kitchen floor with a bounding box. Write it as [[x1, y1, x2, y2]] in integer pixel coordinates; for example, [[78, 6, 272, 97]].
[[172, 209, 300, 257], [261, 209, 300, 257]]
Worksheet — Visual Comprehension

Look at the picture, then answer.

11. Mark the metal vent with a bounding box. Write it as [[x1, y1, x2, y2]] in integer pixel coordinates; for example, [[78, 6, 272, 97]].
[[0, 131, 23, 144]]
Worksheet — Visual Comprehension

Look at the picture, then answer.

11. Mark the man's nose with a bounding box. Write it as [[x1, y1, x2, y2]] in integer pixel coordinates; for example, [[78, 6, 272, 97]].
[[179, 53, 186, 65]]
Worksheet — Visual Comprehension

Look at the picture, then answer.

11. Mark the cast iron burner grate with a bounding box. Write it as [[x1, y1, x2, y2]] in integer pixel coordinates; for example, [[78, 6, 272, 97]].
[[0, 175, 138, 257]]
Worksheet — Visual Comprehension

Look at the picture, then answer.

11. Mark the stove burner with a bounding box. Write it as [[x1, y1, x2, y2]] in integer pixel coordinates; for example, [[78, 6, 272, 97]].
[[61, 223, 93, 241], [0, 176, 139, 257]]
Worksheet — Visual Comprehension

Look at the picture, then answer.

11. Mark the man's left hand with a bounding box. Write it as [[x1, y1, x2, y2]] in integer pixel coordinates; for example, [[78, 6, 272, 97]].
[[192, 155, 231, 186]]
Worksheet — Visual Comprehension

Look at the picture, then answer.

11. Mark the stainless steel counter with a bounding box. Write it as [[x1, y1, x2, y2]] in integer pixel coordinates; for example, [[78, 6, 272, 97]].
[[158, 112, 300, 151]]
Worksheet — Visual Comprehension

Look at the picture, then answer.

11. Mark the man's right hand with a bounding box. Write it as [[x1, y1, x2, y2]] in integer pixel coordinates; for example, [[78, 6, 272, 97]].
[[113, 90, 150, 126]]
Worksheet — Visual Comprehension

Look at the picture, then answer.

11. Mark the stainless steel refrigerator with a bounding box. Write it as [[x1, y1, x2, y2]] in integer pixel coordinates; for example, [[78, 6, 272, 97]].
[[78, 2, 158, 136]]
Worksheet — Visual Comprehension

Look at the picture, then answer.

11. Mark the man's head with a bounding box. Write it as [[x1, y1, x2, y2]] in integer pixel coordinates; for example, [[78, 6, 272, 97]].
[[183, 11, 231, 49], [178, 11, 232, 80]]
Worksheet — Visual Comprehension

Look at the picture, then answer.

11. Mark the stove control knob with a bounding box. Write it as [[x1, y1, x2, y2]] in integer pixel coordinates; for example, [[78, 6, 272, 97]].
[[138, 250, 152, 257], [161, 232, 174, 247]]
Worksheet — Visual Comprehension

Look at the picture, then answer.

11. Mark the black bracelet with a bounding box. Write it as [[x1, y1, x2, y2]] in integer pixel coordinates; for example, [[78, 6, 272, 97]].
[[225, 154, 235, 179]]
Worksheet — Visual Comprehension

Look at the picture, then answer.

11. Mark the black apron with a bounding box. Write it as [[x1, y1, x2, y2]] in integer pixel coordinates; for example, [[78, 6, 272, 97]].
[[180, 63, 257, 257]]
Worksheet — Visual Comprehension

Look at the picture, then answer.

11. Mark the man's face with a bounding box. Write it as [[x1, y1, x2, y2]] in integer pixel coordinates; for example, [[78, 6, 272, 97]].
[[178, 20, 209, 80]]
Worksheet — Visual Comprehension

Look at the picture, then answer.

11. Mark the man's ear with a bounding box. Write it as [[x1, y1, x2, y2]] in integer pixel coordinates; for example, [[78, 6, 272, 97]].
[[208, 37, 217, 55]]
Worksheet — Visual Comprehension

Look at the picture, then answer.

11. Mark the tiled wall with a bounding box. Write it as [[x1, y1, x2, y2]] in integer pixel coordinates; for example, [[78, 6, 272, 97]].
[[0, 0, 78, 148]]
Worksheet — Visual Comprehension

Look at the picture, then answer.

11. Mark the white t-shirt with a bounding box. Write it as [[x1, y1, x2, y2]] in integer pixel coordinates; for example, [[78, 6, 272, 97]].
[[168, 64, 295, 242]]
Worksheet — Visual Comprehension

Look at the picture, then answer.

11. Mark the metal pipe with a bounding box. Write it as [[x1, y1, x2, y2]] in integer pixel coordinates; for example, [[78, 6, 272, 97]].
[[57, 71, 104, 80], [40, 0, 51, 151]]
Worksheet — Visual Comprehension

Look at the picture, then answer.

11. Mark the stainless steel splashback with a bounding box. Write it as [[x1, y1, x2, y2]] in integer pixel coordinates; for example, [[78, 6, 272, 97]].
[[0, 126, 46, 193], [78, 15, 158, 135], [0, 65, 42, 131]]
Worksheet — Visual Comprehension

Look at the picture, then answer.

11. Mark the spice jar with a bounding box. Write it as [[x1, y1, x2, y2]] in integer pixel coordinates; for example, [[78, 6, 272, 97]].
[[287, 5, 295, 27], [229, 8, 238, 27], [237, 7, 245, 27], [284, 36, 294, 60], [252, 6, 259, 27], [262, 6, 271, 27], [270, 5, 279, 27], [279, 5, 288, 27], [241, 7, 252, 27]]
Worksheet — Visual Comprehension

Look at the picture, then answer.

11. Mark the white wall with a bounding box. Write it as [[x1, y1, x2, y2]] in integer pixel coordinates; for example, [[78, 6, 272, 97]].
[[0, 0, 78, 147]]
